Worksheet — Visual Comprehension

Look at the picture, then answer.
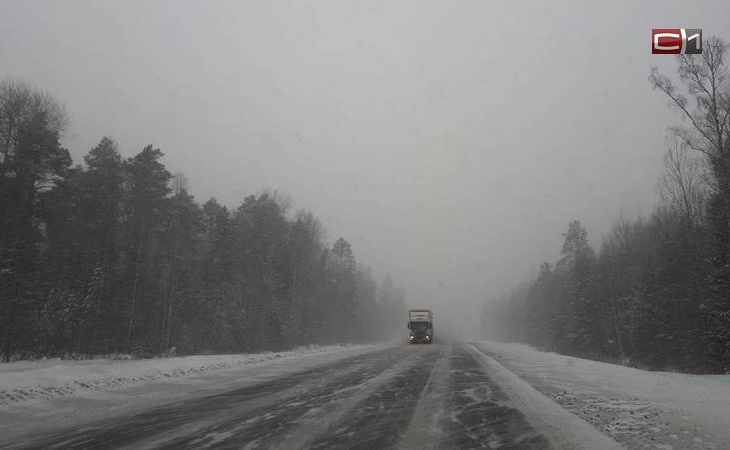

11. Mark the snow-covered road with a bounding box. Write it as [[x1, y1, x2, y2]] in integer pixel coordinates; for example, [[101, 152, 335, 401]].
[[0, 343, 627, 449]]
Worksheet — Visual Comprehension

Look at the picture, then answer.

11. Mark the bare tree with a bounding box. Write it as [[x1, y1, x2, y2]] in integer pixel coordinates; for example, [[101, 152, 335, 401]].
[[658, 138, 710, 229], [650, 36, 730, 265]]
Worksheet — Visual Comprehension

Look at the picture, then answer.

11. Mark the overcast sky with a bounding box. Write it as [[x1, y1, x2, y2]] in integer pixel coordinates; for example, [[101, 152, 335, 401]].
[[2, 0, 729, 328]]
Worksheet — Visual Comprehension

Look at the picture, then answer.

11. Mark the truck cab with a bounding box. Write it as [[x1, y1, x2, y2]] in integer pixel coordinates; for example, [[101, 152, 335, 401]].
[[408, 309, 433, 344]]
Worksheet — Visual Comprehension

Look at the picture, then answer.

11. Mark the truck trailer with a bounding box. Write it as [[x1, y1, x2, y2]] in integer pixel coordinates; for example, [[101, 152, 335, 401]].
[[407, 309, 433, 344]]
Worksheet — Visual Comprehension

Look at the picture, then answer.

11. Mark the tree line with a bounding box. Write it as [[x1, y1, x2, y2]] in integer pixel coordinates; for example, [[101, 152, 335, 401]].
[[483, 36, 730, 374], [0, 79, 407, 361]]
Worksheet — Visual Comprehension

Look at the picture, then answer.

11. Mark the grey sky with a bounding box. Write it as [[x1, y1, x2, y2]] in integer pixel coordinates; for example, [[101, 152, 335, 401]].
[[2, 0, 729, 330]]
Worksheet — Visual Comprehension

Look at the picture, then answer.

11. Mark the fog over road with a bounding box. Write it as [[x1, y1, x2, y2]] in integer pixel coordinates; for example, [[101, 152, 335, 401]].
[[3, 344, 622, 450]]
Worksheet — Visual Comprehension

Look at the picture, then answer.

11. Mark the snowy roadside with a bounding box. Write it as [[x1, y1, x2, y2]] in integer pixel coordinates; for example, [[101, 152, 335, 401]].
[[0, 344, 374, 406], [476, 341, 730, 450]]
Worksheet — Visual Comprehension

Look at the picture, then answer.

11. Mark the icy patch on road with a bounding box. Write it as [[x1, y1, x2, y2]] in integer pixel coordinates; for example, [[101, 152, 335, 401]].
[[0, 344, 368, 406], [476, 341, 730, 450]]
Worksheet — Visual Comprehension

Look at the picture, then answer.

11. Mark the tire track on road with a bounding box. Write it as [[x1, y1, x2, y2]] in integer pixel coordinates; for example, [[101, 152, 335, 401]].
[[270, 346, 436, 450], [398, 345, 451, 449], [147, 346, 418, 449], [445, 345, 549, 449], [307, 347, 442, 450]]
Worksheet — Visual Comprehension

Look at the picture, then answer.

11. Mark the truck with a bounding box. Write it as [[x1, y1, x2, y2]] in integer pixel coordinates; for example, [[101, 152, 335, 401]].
[[407, 309, 433, 344]]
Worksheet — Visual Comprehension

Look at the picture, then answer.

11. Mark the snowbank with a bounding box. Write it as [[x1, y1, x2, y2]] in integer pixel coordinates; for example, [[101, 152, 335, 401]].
[[476, 341, 730, 450], [0, 344, 365, 405]]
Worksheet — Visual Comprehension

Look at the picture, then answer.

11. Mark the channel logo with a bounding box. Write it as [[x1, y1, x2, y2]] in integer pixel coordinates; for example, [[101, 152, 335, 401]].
[[652, 29, 702, 54]]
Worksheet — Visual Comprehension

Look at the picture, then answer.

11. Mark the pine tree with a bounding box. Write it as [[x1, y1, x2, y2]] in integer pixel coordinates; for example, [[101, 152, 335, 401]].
[[122, 145, 171, 353], [0, 80, 71, 361]]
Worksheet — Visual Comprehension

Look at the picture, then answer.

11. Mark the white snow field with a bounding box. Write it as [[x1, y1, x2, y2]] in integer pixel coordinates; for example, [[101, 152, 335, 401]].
[[476, 341, 730, 450]]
